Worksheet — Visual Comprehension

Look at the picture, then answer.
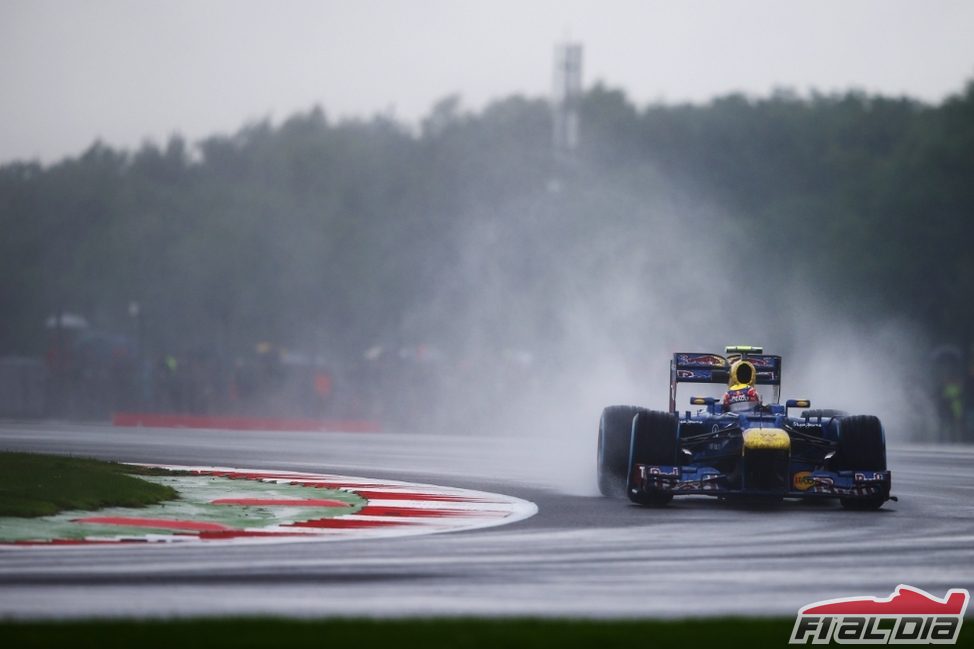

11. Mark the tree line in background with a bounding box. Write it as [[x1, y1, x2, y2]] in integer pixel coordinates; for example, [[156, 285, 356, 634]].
[[1, 80, 972, 426]]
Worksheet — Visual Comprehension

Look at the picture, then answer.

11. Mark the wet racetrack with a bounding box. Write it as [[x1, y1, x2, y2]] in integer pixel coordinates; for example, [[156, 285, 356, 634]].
[[0, 421, 972, 619]]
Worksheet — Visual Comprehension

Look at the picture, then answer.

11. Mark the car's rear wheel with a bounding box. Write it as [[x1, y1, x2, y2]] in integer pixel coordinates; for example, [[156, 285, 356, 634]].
[[801, 408, 848, 419], [834, 415, 887, 510], [627, 410, 679, 506], [597, 405, 646, 498]]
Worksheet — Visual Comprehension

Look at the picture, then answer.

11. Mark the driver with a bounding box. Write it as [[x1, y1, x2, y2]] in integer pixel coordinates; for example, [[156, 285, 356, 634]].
[[722, 359, 762, 412]]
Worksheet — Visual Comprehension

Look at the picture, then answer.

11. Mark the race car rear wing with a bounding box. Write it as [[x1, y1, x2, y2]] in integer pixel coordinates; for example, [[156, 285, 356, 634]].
[[669, 352, 782, 413]]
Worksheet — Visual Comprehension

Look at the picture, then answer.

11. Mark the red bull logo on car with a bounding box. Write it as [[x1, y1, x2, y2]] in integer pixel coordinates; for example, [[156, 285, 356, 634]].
[[676, 354, 727, 367]]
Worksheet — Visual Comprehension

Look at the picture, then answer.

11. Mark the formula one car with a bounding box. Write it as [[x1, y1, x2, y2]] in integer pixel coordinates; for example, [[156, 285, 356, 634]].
[[597, 346, 893, 509]]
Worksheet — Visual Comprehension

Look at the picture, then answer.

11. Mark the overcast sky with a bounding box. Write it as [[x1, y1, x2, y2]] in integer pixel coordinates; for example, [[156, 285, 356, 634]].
[[2, 0, 973, 164]]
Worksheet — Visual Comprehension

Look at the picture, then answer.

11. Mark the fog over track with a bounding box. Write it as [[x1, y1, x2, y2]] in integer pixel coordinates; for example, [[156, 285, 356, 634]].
[[0, 422, 972, 619]]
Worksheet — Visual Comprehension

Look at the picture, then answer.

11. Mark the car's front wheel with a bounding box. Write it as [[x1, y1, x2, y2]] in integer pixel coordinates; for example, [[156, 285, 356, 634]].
[[597, 405, 646, 498], [834, 415, 887, 510], [627, 410, 679, 506]]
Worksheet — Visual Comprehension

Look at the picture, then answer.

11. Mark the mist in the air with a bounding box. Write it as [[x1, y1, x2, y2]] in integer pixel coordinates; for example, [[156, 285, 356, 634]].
[[388, 150, 933, 494], [1, 71, 959, 477]]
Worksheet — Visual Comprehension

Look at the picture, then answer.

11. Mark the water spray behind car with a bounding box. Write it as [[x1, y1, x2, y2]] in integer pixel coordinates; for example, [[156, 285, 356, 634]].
[[391, 153, 935, 495]]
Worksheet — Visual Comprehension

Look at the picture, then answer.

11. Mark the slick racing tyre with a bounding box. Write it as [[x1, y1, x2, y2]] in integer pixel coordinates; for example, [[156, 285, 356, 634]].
[[627, 410, 679, 506], [801, 408, 848, 419], [598, 405, 646, 498], [834, 415, 887, 510]]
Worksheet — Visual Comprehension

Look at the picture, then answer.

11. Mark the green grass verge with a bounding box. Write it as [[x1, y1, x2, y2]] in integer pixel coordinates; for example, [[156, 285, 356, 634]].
[[2, 617, 970, 648], [0, 618, 800, 649], [0, 452, 178, 517]]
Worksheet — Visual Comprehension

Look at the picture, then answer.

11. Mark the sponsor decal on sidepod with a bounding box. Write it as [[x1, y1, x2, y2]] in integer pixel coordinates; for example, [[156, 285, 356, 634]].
[[790, 585, 969, 644]]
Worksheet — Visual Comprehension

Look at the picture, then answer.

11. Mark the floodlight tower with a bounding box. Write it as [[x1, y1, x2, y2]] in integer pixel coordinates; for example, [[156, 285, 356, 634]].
[[552, 42, 583, 157]]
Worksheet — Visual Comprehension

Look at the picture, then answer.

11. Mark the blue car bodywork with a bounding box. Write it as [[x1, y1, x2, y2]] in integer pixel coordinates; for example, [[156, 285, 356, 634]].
[[625, 348, 893, 505]]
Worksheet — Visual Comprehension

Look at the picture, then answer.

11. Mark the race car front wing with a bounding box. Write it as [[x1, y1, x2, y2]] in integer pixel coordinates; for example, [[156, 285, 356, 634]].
[[629, 464, 892, 501]]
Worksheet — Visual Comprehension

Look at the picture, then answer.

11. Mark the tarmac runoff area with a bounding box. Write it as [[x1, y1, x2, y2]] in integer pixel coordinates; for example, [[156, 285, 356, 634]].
[[0, 421, 972, 619]]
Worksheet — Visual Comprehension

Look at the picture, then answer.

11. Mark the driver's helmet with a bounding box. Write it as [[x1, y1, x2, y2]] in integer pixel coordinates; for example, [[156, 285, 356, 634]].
[[723, 359, 762, 412]]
